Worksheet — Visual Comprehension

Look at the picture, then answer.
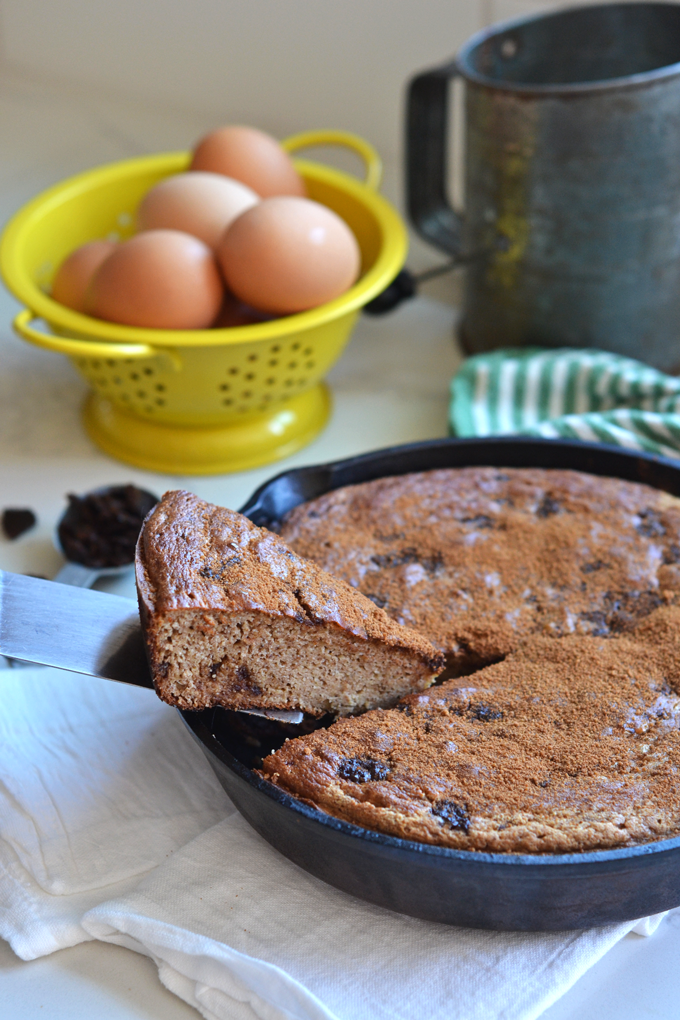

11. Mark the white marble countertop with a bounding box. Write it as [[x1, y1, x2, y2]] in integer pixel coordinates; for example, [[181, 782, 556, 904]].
[[1, 70, 679, 1020]]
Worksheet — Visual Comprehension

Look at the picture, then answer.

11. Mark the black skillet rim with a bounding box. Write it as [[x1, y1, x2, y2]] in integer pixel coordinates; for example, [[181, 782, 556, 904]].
[[183, 435, 680, 871]]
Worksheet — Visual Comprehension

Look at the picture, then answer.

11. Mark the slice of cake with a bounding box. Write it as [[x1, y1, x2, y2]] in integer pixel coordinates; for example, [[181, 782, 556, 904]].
[[136, 490, 445, 714], [261, 606, 680, 854]]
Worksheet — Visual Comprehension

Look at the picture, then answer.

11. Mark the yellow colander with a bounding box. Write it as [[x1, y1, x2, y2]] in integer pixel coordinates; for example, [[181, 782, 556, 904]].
[[0, 130, 407, 474]]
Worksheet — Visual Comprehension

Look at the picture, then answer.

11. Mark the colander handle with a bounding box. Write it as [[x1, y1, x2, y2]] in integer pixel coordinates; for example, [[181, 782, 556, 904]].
[[281, 130, 382, 191], [12, 310, 181, 369]]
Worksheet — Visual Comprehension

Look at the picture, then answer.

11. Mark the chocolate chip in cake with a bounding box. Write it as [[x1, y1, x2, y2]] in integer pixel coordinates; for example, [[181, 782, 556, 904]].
[[579, 610, 610, 637], [460, 514, 495, 529], [471, 703, 503, 722], [338, 757, 390, 783], [232, 664, 262, 695], [663, 544, 680, 565], [581, 560, 609, 574], [2, 508, 36, 540], [370, 548, 443, 576], [432, 800, 470, 832], [636, 508, 666, 538], [536, 496, 561, 517]]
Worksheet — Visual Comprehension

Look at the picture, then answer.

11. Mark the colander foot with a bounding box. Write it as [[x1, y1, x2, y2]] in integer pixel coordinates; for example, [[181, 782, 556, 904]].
[[82, 385, 331, 474]]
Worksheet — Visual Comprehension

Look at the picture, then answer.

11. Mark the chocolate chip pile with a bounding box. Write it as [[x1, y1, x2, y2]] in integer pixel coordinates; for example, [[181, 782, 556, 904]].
[[58, 485, 158, 568]]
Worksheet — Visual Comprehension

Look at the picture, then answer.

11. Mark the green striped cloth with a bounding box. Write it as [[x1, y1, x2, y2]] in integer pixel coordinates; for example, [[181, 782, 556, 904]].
[[449, 347, 680, 459]]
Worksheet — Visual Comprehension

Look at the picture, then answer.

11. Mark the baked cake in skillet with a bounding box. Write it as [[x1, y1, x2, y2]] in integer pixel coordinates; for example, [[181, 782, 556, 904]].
[[279, 467, 680, 675], [136, 491, 444, 715], [262, 606, 680, 854]]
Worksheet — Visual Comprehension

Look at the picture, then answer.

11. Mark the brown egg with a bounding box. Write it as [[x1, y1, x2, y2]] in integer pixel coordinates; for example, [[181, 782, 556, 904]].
[[217, 197, 361, 315], [51, 240, 117, 312], [137, 172, 259, 250], [190, 125, 306, 198], [87, 230, 223, 330]]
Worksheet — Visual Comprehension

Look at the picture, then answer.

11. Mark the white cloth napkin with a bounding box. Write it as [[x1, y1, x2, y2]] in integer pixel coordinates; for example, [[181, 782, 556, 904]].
[[0, 666, 667, 1020]]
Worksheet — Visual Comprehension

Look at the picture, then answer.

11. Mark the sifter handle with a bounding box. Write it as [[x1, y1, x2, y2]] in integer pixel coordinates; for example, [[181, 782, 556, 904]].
[[406, 61, 464, 257]]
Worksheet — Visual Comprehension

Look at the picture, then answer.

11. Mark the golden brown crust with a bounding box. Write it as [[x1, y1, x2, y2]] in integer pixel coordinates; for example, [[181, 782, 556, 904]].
[[262, 605, 680, 854], [136, 490, 445, 713], [280, 467, 680, 672]]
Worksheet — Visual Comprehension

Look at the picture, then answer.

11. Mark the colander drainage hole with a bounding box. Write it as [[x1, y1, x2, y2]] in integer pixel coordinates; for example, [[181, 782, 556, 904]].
[[219, 383, 230, 392], [155, 383, 166, 392], [284, 379, 294, 387], [303, 347, 313, 356], [245, 372, 255, 381], [137, 390, 147, 399], [241, 390, 252, 399], [156, 398, 165, 406], [113, 376, 122, 385], [143, 367, 153, 376], [130, 372, 140, 381], [270, 345, 281, 353], [223, 398, 234, 406], [306, 360, 315, 370], [291, 342, 301, 351], [247, 353, 258, 362], [228, 367, 239, 375], [288, 361, 298, 369], [266, 377, 275, 385], [268, 359, 278, 367]]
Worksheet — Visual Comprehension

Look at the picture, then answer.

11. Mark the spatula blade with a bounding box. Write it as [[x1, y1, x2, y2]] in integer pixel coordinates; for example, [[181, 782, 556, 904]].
[[0, 569, 152, 688]]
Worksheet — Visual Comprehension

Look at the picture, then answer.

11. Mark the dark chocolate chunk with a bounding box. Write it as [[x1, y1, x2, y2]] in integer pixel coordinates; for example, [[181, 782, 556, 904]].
[[57, 484, 158, 568], [578, 610, 610, 637], [460, 514, 494, 529], [471, 703, 503, 722], [370, 547, 443, 575], [663, 544, 680, 565], [2, 508, 36, 540], [536, 496, 561, 518], [432, 799, 470, 832], [232, 663, 262, 695], [338, 757, 390, 783], [636, 509, 666, 538], [581, 560, 609, 574]]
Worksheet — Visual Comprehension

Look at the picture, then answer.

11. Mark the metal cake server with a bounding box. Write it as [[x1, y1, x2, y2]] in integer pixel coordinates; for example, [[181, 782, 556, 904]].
[[0, 569, 152, 687], [0, 569, 303, 721]]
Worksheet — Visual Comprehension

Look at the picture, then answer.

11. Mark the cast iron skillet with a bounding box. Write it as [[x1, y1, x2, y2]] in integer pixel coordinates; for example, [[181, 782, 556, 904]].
[[180, 436, 680, 931]]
